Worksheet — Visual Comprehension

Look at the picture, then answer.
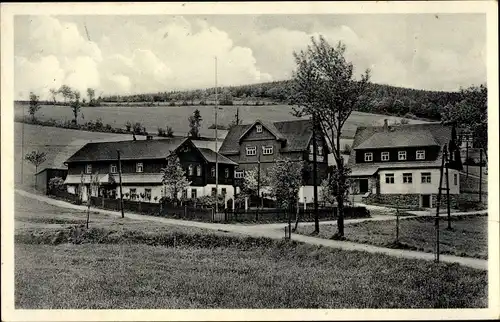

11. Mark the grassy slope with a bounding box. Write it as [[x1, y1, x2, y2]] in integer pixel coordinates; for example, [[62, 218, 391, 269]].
[[296, 215, 488, 259], [13, 195, 487, 309]]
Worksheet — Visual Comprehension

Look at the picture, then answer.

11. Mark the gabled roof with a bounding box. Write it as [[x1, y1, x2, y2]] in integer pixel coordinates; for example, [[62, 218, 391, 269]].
[[355, 130, 439, 149], [198, 148, 238, 165], [348, 123, 457, 173], [220, 119, 327, 155], [238, 119, 286, 142], [65, 137, 188, 163]]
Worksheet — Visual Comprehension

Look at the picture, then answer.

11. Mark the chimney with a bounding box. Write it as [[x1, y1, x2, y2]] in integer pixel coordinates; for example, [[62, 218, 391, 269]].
[[383, 119, 389, 131]]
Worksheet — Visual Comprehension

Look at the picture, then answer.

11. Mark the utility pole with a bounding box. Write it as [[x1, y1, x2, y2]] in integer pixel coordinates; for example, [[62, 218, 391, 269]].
[[257, 149, 261, 211], [445, 147, 451, 230], [117, 150, 125, 218], [435, 144, 447, 263], [479, 148, 483, 203], [236, 106, 240, 125], [21, 102, 25, 184], [312, 114, 319, 233], [215, 56, 219, 215]]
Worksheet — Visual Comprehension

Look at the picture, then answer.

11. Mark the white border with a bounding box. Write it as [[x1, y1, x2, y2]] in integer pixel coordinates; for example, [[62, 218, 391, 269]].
[[1, 1, 499, 321]]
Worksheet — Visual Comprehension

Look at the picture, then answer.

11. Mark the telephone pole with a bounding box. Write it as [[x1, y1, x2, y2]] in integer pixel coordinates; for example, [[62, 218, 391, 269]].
[[117, 150, 125, 218], [215, 56, 219, 214], [479, 148, 483, 203], [312, 114, 319, 233]]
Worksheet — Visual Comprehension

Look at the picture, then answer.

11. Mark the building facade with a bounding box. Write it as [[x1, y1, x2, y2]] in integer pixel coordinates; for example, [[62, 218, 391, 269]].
[[63, 137, 237, 203], [218, 119, 330, 202], [35, 167, 68, 195], [349, 121, 462, 208]]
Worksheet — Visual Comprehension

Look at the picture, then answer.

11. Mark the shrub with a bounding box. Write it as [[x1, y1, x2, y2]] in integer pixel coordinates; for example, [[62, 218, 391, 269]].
[[95, 118, 104, 129], [158, 127, 166, 136], [169, 102, 176, 107], [125, 121, 132, 132], [343, 206, 370, 218], [48, 177, 65, 194], [165, 126, 174, 137], [456, 200, 485, 212]]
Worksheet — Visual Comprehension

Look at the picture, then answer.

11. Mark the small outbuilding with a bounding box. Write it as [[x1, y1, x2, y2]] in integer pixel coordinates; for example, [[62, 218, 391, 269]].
[[35, 167, 68, 195]]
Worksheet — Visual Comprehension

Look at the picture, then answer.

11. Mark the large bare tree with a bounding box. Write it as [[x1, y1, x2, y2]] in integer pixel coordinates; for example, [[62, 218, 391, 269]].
[[292, 35, 370, 238]]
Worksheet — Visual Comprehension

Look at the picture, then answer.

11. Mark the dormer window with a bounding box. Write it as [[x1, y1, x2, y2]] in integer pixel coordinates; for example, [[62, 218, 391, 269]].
[[381, 152, 390, 161], [364, 152, 373, 162], [188, 164, 194, 176], [416, 150, 425, 160], [85, 164, 92, 174], [110, 164, 117, 174], [398, 151, 407, 161], [136, 162, 143, 173], [196, 165, 201, 176], [256, 124, 263, 133]]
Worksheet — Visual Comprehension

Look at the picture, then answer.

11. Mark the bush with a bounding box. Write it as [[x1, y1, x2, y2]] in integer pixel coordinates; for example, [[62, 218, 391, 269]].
[[48, 177, 65, 194], [169, 102, 176, 107], [456, 200, 485, 212], [343, 206, 370, 218], [125, 121, 132, 132], [158, 127, 166, 136], [165, 126, 174, 137]]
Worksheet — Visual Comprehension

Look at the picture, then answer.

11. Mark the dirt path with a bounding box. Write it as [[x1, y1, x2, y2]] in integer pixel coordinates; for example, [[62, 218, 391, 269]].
[[15, 189, 488, 270]]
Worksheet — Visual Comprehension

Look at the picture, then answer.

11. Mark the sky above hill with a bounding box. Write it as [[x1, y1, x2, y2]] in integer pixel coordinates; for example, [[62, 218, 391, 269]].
[[14, 14, 486, 100]]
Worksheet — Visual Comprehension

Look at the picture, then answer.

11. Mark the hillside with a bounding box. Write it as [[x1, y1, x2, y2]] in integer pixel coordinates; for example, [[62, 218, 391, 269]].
[[100, 80, 462, 121]]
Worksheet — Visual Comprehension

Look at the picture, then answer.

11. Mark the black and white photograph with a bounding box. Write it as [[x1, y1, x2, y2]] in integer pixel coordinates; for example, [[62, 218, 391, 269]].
[[1, 1, 498, 320]]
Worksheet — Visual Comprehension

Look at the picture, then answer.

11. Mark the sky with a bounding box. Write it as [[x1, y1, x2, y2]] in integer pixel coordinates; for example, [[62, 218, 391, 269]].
[[14, 14, 486, 100]]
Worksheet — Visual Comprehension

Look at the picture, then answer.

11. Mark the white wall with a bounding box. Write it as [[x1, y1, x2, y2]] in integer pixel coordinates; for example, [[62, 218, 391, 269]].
[[379, 168, 460, 195], [299, 185, 325, 203]]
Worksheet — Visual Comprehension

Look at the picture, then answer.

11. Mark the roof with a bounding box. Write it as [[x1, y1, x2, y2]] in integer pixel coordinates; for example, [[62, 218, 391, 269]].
[[198, 148, 238, 165], [219, 119, 327, 155], [355, 130, 438, 149], [65, 137, 188, 163], [238, 120, 286, 142], [348, 123, 455, 175], [35, 167, 68, 176]]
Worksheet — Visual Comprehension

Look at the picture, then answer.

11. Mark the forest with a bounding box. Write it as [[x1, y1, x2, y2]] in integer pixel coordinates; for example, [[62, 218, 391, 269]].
[[99, 80, 463, 121]]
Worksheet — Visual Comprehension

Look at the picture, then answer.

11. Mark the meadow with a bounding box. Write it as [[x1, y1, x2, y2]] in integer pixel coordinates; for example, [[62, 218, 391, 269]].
[[14, 102, 431, 139], [295, 215, 488, 259], [14, 194, 488, 309]]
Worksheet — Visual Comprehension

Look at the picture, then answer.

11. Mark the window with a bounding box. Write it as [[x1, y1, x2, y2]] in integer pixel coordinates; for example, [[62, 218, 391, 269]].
[[211, 188, 216, 196], [196, 165, 201, 176], [381, 152, 390, 161], [317, 145, 323, 156], [86, 164, 92, 174], [211, 167, 215, 177], [188, 164, 194, 176], [416, 150, 425, 160], [364, 152, 373, 162], [221, 188, 227, 196], [110, 164, 117, 174], [224, 168, 229, 178], [421, 172, 431, 183], [309, 144, 314, 154], [385, 173, 395, 184], [262, 146, 273, 155], [403, 173, 413, 184], [256, 124, 263, 133], [246, 146, 257, 156], [235, 170, 244, 179], [191, 188, 197, 199], [454, 173, 458, 185], [145, 188, 152, 201], [182, 189, 187, 199], [398, 151, 407, 161], [136, 162, 143, 173], [129, 188, 137, 199]]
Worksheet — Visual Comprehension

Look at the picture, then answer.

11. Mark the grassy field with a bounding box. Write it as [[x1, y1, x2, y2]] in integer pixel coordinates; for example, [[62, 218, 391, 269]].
[[296, 215, 488, 259], [13, 194, 487, 309], [14, 102, 431, 139]]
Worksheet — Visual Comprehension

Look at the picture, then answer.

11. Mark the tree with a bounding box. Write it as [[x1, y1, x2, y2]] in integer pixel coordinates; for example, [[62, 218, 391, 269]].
[[58, 85, 74, 104], [87, 88, 96, 106], [441, 84, 487, 151], [241, 168, 269, 198], [268, 158, 303, 234], [188, 109, 203, 138], [319, 178, 335, 206], [70, 91, 82, 124], [49, 88, 58, 103], [25, 150, 47, 187], [160, 154, 191, 202], [292, 35, 370, 238], [28, 92, 41, 120], [86, 172, 100, 228], [48, 177, 65, 195]]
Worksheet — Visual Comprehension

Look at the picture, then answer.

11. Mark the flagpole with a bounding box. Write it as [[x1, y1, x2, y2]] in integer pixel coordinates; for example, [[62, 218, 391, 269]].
[[215, 56, 219, 214]]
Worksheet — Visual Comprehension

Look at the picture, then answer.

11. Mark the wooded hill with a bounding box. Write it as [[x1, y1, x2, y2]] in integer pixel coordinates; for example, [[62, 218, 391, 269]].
[[101, 80, 463, 121]]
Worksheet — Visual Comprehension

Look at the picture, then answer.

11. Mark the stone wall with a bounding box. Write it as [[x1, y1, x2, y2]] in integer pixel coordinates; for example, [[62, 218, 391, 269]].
[[362, 193, 420, 208]]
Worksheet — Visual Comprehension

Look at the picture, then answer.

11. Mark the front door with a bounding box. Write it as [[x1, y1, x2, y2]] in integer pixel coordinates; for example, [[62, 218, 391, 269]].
[[359, 179, 369, 194], [421, 194, 431, 208]]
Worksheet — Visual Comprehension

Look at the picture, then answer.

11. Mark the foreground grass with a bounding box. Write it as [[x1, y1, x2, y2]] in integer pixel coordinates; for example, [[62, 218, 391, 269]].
[[14, 195, 487, 309], [296, 215, 488, 259]]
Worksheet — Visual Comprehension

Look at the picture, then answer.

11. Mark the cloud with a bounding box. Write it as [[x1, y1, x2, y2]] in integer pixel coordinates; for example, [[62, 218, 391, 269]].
[[15, 15, 271, 98]]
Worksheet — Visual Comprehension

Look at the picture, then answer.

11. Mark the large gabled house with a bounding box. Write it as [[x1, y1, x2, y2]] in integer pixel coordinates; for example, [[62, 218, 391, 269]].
[[348, 120, 462, 208], [218, 119, 331, 202], [64, 137, 237, 202]]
